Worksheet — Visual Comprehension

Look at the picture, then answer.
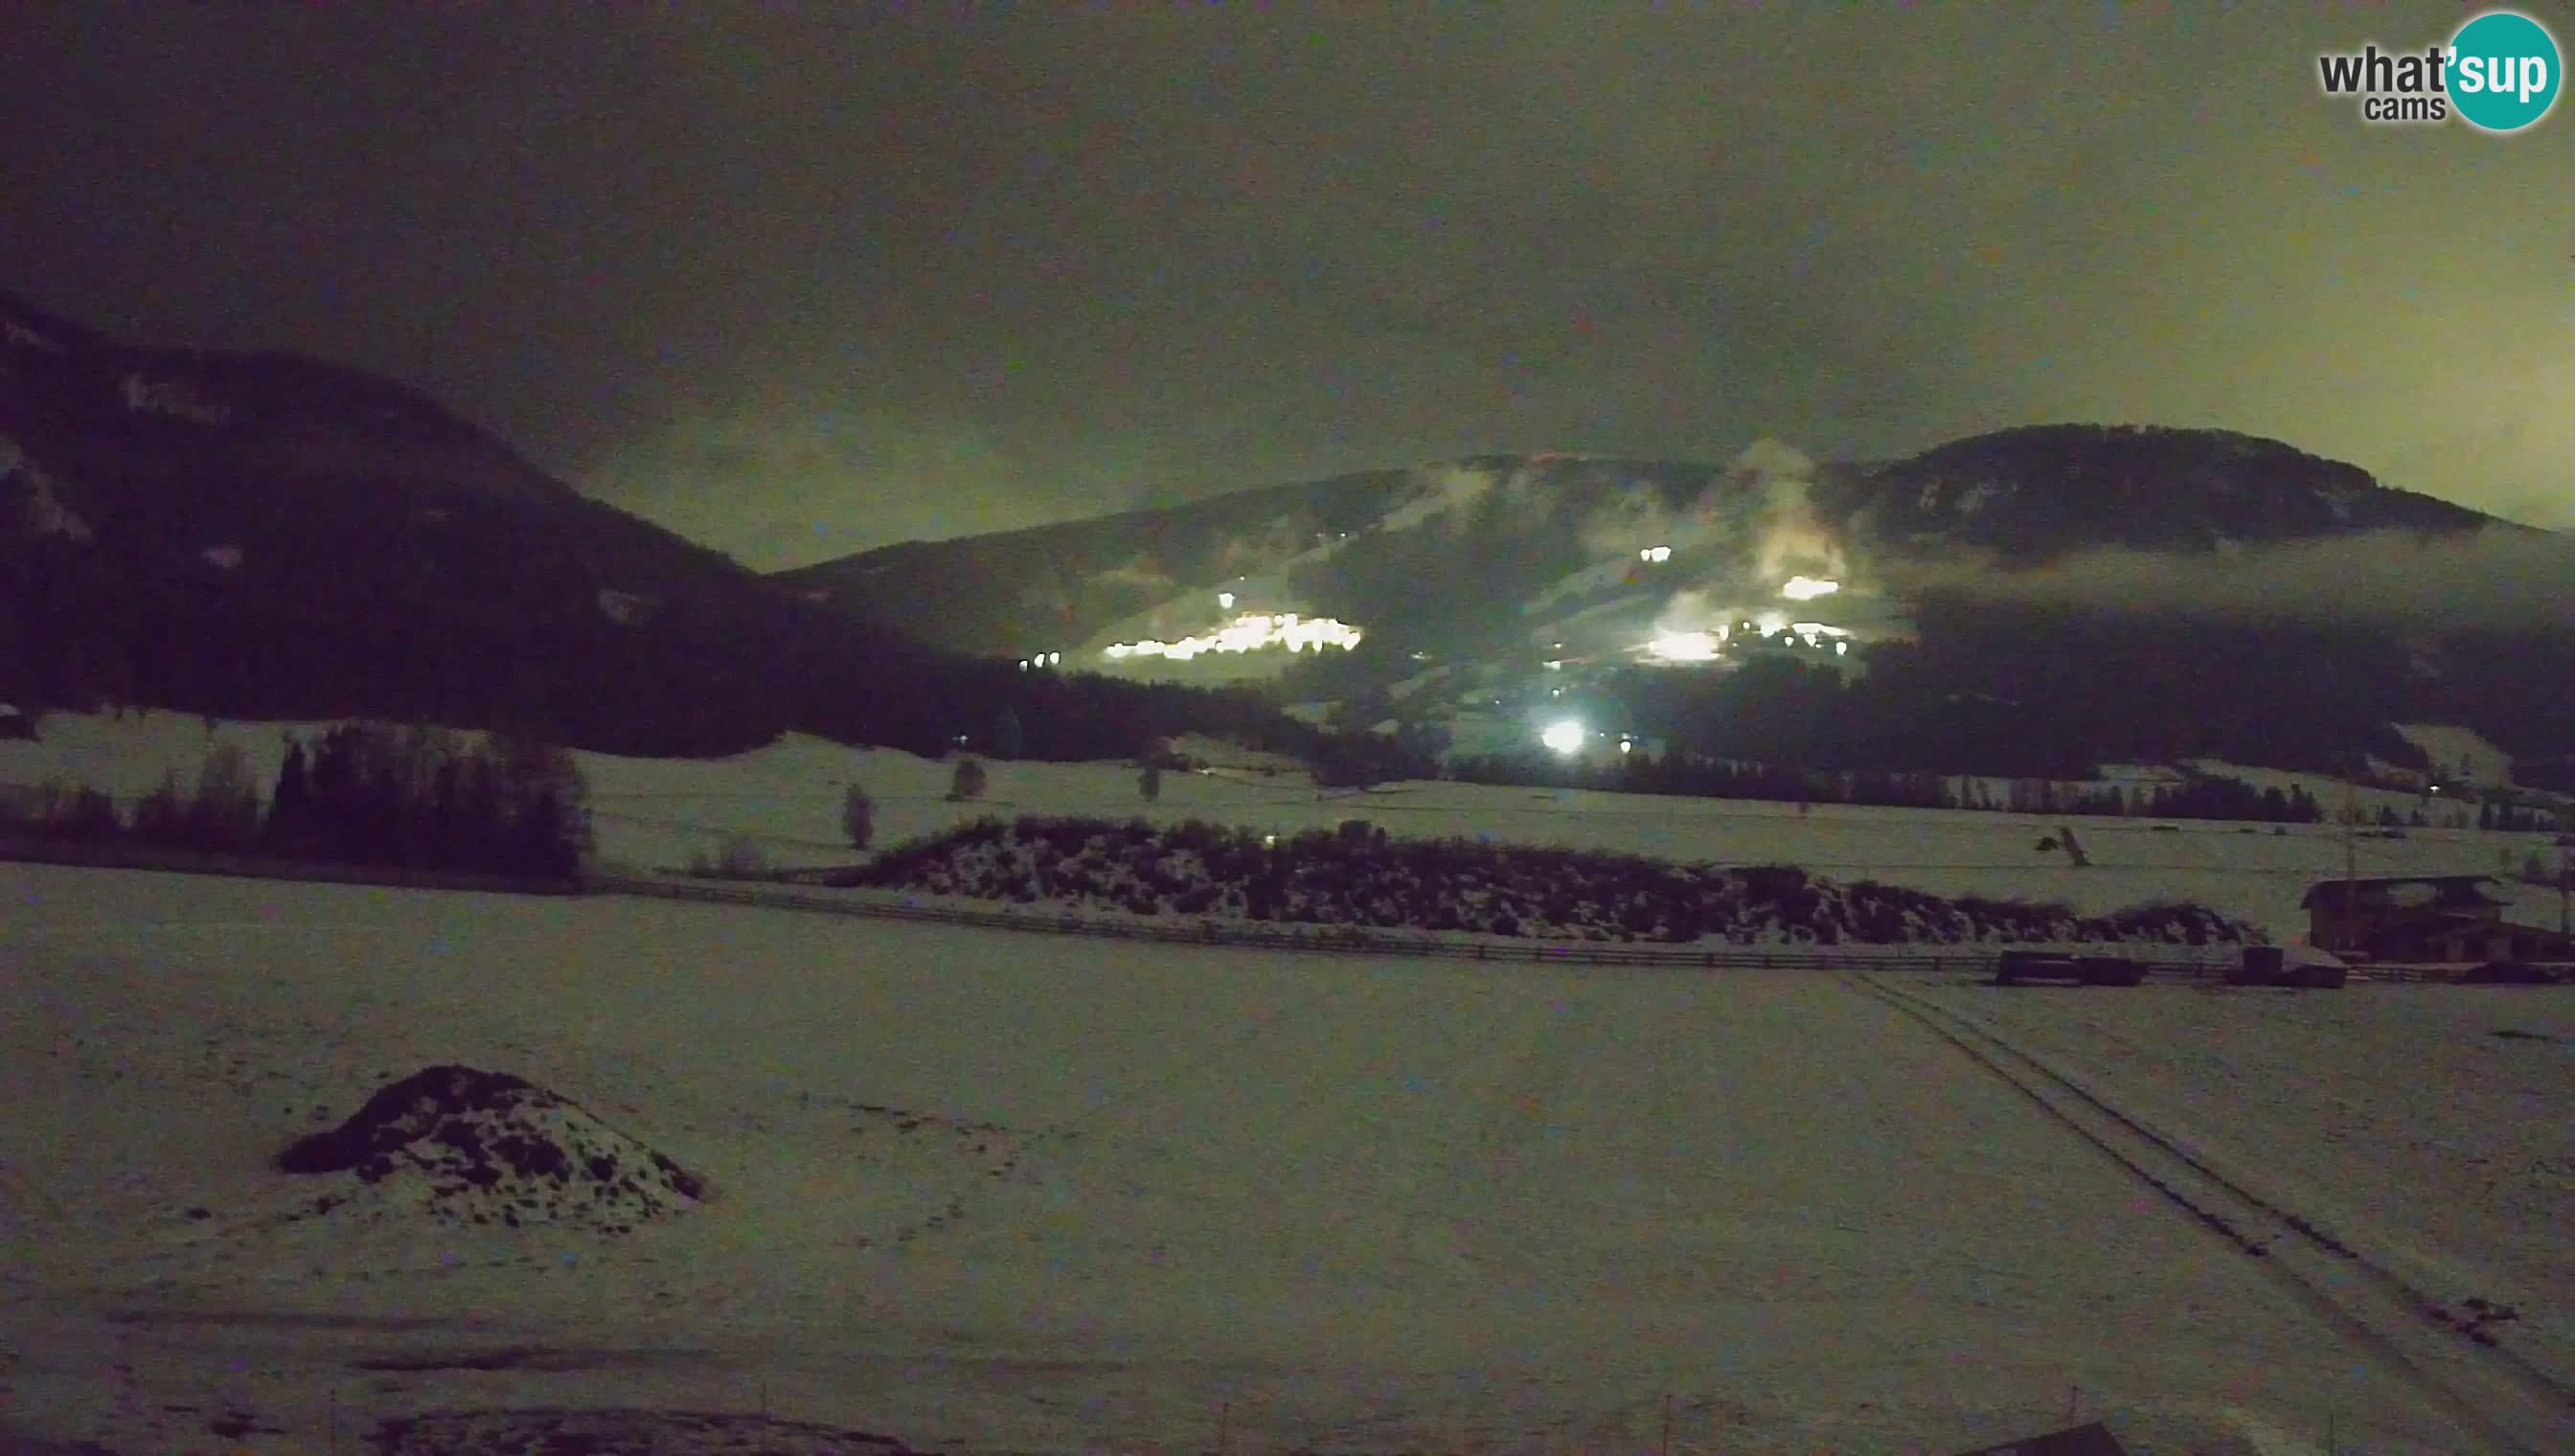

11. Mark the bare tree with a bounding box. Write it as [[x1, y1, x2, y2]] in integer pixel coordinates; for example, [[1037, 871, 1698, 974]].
[[842, 784, 876, 850]]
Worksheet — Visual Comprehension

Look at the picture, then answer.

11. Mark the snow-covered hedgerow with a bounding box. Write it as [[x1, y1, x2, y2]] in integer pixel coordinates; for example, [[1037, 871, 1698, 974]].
[[859, 816, 2260, 946]]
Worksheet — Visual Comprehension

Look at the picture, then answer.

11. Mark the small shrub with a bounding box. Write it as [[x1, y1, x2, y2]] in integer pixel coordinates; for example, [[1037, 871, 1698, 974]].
[[947, 758, 989, 801], [842, 785, 876, 851], [713, 832, 772, 877]]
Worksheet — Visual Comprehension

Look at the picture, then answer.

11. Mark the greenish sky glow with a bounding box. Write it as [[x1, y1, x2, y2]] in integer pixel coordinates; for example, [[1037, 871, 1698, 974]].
[[3, 4, 2566, 567]]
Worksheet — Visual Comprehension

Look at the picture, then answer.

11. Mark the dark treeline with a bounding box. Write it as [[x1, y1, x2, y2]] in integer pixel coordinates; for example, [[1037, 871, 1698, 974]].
[[4, 722, 591, 880], [262, 723, 590, 878], [2480, 798, 2556, 832], [1450, 747, 2333, 824]]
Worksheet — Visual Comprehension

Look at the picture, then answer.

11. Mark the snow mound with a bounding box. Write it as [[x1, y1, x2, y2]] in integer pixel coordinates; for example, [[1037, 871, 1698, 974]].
[[373, 1407, 929, 1455], [276, 1065, 704, 1235]]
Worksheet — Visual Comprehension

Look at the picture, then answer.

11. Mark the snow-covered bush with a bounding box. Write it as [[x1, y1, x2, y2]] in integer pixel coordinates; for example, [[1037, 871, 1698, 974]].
[[855, 816, 2256, 946]]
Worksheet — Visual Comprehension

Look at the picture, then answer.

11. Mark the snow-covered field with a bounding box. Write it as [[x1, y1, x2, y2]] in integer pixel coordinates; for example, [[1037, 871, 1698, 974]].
[[6, 862, 2568, 1453], [7, 712, 2564, 945], [1907, 976, 2575, 1369]]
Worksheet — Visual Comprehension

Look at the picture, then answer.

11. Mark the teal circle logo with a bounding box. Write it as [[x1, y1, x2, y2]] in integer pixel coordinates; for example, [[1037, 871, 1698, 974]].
[[2449, 11, 2561, 132]]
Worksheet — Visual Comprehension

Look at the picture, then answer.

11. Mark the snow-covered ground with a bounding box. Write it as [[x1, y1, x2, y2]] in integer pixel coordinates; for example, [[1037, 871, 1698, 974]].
[[1910, 974, 2575, 1373], [2393, 723, 2516, 790], [4, 862, 2551, 1453], [5, 711, 2565, 944]]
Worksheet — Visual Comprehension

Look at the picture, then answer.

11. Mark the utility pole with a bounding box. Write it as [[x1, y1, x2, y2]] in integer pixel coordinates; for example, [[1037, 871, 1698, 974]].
[[2559, 833, 2569, 945], [2342, 761, 2359, 955]]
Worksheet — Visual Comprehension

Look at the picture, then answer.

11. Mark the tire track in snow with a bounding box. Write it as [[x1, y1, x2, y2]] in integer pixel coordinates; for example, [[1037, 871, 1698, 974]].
[[1849, 973, 2575, 1455]]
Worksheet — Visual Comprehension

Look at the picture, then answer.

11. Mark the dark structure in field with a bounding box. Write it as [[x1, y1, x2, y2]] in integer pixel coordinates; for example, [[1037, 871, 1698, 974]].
[[2301, 874, 2571, 962]]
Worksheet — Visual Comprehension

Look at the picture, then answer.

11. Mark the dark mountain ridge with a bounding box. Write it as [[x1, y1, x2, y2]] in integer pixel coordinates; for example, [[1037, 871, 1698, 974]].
[[0, 290, 1317, 763], [5, 287, 2563, 782], [775, 428, 2571, 778]]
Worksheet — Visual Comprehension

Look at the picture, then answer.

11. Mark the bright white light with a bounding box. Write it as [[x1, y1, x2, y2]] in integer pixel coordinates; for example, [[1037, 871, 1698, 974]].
[[1541, 719, 1586, 755], [1755, 611, 1789, 636], [1644, 631, 1724, 663], [1619, 739, 1633, 754], [1782, 576, 1841, 601], [1834, 640, 1849, 656], [1543, 659, 1563, 671], [1217, 591, 1235, 609], [1637, 545, 1672, 563], [1104, 612, 1363, 662]]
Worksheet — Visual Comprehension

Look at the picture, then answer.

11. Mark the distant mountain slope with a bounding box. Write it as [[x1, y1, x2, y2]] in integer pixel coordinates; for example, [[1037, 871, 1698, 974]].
[[0, 291, 1346, 766], [774, 429, 2572, 777], [784, 429, 2518, 663], [779, 452, 1831, 662], [1832, 423, 2496, 559], [0, 289, 828, 753], [771, 467, 1415, 655]]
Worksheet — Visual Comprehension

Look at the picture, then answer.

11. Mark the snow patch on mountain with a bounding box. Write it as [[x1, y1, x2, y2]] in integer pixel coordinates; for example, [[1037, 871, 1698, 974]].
[[120, 373, 232, 425], [0, 318, 64, 353], [2393, 723, 2513, 789], [6, 448, 94, 543], [1379, 464, 1494, 534], [1089, 557, 1178, 592], [1522, 557, 1651, 619], [1387, 665, 1451, 702], [200, 545, 244, 571], [597, 588, 655, 626], [1953, 479, 2008, 515], [1524, 592, 1657, 648]]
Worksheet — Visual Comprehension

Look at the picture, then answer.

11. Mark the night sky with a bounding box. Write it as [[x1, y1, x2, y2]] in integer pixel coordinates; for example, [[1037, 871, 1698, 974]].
[[4, 4, 2568, 568]]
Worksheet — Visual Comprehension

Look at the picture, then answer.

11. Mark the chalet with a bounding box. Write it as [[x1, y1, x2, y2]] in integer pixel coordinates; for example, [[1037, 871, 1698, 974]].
[[2300, 875, 2506, 958], [2298, 874, 2575, 962]]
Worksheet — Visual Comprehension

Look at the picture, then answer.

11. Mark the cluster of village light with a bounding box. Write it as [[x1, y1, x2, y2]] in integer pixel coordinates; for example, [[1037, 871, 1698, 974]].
[[1635, 576, 1851, 666], [1103, 611, 1364, 663], [1638, 622, 1851, 665]]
